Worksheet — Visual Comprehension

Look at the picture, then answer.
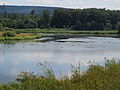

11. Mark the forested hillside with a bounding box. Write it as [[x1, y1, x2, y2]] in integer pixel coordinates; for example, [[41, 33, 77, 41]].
[[0, 5, 58, 14], [0, 7, 120, 30]]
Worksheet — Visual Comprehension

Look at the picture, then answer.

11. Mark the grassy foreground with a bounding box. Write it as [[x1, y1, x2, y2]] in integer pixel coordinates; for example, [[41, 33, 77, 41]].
[[1, 59, 120, 90]]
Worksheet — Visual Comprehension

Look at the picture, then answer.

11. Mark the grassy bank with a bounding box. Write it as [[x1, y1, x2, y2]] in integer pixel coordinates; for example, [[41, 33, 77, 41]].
[[14, 29, 118, 34], [0, 28, 119, 41], [0, 32, 42, 41], [0, 35, 42, 41], [0, 59, 120, 90]]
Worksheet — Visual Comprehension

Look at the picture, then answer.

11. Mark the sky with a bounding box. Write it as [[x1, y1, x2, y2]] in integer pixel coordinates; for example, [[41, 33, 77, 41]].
[[0, 0, 120, 10]]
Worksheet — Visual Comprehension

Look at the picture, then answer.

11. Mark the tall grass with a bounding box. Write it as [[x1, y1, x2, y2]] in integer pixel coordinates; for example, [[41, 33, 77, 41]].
[[0, 35, 42, 41], [14, 29, 118, 34], [0, 31, 43, 41], [1, 59, 120, 90]]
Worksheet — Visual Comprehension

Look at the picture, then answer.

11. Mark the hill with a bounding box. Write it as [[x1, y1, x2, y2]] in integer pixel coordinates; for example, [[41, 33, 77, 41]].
[[0, 5, 63, 14]]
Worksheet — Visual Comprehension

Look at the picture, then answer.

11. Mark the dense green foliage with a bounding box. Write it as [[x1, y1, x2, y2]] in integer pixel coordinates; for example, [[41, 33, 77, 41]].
[[117, 22, 120, 34], [0, 31, 42, 41], [0, 34, 42, 41], [2, 31, 16, 37], [0, 60, 120, 90], [51, 8, 120, 30], [0, 23, 3, 30], [0, 35, 41, 41], [0, 8, 120, 31]]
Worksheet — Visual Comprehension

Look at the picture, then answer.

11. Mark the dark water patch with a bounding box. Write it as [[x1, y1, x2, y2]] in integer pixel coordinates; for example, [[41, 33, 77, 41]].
[[56, 41, 92, 43]]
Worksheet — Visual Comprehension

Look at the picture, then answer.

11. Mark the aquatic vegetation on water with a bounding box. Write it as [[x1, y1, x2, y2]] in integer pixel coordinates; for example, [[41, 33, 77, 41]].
[[0, 59, 120, 90]]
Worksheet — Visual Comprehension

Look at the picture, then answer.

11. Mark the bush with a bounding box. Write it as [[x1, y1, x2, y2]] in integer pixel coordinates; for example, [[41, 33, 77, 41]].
[[117, 22, 120, 34], [0, 23, 3, 30], [2, 31, 16, 37]]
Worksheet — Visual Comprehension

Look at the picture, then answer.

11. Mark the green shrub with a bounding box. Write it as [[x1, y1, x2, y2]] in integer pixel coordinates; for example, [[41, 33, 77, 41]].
[[2, 31, 16, 37], [117, 22, 120, 34], [0, 23, 3, 30]]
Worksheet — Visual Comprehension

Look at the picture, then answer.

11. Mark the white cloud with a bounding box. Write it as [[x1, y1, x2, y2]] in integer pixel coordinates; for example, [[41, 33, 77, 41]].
[[22, 0, 120, 9], [0, 1, 11, 5], [0, 0, 120, 10], [0, 1, 6, 4], [24, 0, 63, 6]]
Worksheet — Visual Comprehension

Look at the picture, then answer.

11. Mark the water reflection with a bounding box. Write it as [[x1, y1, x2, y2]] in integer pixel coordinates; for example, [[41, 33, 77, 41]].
[[0, 36, 120, 83]]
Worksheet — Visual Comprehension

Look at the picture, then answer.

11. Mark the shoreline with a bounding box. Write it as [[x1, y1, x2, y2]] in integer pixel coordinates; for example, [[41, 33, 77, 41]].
[[0, 29, 119, 41], [0, 35, 42, 41]]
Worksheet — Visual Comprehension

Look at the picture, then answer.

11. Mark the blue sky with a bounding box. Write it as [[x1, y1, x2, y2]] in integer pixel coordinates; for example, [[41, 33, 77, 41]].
[[0, 0, 120, 10]]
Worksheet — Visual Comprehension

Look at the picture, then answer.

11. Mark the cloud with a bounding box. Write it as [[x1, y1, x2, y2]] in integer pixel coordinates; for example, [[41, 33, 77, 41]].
[[0, 1, 6, 4], [21, 0, 120, 9], [0, 1, 11, 5], [24, 0, 62, 6], [0, 0, 120, 10]]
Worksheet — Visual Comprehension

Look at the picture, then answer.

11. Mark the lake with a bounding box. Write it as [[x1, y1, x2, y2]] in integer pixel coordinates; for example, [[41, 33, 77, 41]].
[[0, 36, 120, 83]]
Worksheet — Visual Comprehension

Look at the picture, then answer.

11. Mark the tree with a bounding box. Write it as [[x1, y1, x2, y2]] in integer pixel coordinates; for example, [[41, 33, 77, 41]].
[[117, 22, 120, 34], [0, 8, 120, 30], [3, 31, 16, 37], [31, 9, 35, 16], [72, 21, 82, 30], [42, 10, 50, 28], [0, 23, 3, 30], [105, 23, 112, 30], [51, 9, 71, 28]]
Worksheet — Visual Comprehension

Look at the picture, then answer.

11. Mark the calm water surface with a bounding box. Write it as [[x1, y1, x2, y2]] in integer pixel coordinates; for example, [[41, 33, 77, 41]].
[[0, 36, 120, 83]]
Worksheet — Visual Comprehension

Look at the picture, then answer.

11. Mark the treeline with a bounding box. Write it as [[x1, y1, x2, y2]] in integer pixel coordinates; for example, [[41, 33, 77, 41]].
[[0, 8, 120, 30]]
